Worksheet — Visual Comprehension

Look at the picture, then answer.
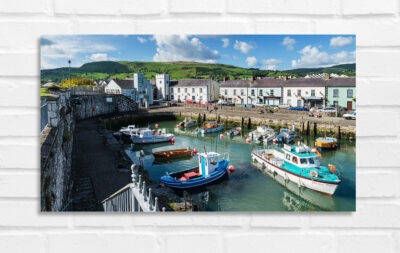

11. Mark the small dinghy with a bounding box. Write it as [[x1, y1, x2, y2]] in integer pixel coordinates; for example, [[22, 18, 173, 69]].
[[227, 127, 242, 137], [160, 149, 234, 190], [177, 117, 197, 128], [315, 137, 338, 150], [153, 147, 196, 162], [198, 121, 224, 134], [249, 126, 276, 143], [274, 128, 296, 144]]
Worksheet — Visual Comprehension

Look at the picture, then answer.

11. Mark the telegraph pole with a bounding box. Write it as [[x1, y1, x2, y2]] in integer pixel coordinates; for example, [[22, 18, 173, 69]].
[[68, 59, 71, 89]]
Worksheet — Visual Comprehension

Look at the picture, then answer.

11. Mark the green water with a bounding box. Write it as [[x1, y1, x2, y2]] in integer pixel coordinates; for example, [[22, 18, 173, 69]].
[[124, 120, 356, 212]]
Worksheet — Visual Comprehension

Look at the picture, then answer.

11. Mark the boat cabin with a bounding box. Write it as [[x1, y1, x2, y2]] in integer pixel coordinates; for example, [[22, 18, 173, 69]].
[[139, 129, 154, 138], [282, 144, 320, 168], [198, 152, 221, 177]]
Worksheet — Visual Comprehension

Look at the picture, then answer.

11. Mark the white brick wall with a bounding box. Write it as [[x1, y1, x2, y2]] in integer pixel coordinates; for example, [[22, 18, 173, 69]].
[[1, 1, 400, 252]]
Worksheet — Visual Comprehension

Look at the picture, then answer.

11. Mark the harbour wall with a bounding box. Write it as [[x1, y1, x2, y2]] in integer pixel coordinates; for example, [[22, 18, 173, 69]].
[[40, 92, 137, 211]]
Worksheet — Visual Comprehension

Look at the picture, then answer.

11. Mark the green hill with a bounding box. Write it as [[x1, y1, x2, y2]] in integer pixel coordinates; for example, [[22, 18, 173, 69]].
[[40, 61, 355, 83]]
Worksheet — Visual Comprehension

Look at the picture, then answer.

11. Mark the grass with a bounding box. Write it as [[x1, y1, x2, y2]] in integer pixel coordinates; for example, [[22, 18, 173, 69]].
[[40, 87, 52, 97]]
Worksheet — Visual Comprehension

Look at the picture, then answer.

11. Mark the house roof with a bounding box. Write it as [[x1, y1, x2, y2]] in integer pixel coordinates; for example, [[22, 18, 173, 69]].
[[111, 79, 134, 89], [170, 79, 218, 87], [220, 77, 355, 88]]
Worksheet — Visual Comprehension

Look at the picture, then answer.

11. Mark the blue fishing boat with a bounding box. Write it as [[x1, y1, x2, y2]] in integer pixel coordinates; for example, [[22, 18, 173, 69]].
[[160, 151, 233, 190], [252, 144, 340, 195], [274, 128, 296, 143]]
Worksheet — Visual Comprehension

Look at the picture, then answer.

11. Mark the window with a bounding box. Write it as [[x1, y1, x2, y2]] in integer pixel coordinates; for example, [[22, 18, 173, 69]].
[[224, 89, 227, 95], [259, 90, 263, 96], [233, 89, 237, 95], [159, 80, 162, 84], [311, 89, 315, 96], [178, 88, 181, 93], [251, 89, 255, 96], [347, 89, 353, 98], [300, 158, 307, 164], [292, 156, 298, 164], [286, 154, 291, 160], [184, 88, 187, 93], [297, 89, 301, 96], [200, 88, 203, 93], [287, 99, 291, 105], [333, 101, 338, 107], [170, 88, 173, 93], [192, 88, 195, 93], [270, 89, 274, 96], [287, 89, 291, 97], [241, 89, 244, 95], [308, 158, 315, 164], [333, 89, 339, 98]]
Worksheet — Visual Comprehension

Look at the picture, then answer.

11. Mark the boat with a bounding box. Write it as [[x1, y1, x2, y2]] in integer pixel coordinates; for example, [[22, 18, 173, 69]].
[[274, 128, 296, 143], [198, 121, 224, 134], [119, 125, 149, 136], [315, 137, 338, 150], [227, 127, 242, 137], [153, 147, 195, 162], [131, 129, 174, 144], [249, 126, 276, 143], [251, 143, 340, 195], [177, 117, 197, 128], [160, 151, 233, 190]]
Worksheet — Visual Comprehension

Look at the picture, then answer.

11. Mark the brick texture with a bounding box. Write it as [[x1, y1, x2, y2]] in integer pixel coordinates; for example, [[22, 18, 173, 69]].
[[1, 0, 400, 252]]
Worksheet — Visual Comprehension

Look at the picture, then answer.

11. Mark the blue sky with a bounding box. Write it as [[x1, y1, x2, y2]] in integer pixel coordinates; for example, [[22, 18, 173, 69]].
[[40, 35, 356, 70]]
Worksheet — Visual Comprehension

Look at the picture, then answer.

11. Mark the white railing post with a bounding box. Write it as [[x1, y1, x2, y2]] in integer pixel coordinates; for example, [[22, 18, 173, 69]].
[[142, 181, 147, 201]]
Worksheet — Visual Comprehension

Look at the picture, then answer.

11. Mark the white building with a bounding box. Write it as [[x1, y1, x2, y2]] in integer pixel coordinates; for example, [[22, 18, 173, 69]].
[[105, 79, 135, 100], [282, 78, 326, 107], [171, 79, 219, 103], [155, 74, 170, 100], [220, 78, 282, 105], [133, 73, 153, 106]]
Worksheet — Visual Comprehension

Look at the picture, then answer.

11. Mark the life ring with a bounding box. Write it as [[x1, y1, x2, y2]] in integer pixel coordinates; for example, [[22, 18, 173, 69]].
[[310, 170, 318, 178]]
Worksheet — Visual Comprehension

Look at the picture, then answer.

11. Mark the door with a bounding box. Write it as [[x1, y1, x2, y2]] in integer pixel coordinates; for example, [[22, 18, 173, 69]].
[[347, 101, 353, 110], [201, 156, 207, 176]]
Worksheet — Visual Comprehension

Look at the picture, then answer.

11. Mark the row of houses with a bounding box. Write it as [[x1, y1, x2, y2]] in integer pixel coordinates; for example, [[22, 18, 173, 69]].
[[103, 73, 356, 110]]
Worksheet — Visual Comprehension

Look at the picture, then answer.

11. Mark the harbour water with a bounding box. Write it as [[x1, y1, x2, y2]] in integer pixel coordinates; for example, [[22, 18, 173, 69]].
[[124, 120, 356, 211]]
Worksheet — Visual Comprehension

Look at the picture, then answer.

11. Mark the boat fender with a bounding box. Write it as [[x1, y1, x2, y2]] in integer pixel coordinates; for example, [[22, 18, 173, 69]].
[[170, 137, 176, 144], [328, 164, 336, 173], [246, 138, 251, 144], [220, 133, 224, 139], [228, 165, 235, 173], [331, 144, 336, 149], [192, 148, 198, 155], [310, 170, 318, 178], [155, 123, 159, 129]]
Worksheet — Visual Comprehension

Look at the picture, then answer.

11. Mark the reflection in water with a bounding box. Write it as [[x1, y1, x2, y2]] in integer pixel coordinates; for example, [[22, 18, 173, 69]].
[[120, 120, 355, 211]]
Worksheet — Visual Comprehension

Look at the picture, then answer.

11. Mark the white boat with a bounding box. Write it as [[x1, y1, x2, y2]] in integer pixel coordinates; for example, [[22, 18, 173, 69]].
[[131, 129, 174, 144], [249, 126, 276, 143], [177, 118, 197, 128], [251, 144, 340, 195], [120, 125, 149, 136]]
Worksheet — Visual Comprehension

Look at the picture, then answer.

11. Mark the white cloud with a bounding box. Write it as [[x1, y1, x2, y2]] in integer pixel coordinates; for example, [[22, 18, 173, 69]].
[[282, 36, 296, 50], [262, 58, 282, 70], [152, 35, 219, 63], [137, 36, 148, 43], [330, 36, 354, 47], [246, 56, 258, 67], [89, 53, 116, 62], [233, 40, 254, 54], [221, 38, 229, 48], [291, 45, 355, 68], [41, 36, 116, 60]]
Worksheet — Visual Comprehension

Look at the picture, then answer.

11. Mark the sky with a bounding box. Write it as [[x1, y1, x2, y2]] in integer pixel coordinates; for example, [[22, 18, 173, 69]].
[[40, 34, 356, 70]]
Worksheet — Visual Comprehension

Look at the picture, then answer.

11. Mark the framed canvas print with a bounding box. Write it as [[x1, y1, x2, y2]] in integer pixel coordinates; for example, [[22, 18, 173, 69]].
[[40, 35, 356, 212]]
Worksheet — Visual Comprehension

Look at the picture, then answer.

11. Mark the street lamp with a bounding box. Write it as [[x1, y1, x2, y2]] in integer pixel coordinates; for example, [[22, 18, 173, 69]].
[[68, 59, 71, 89]]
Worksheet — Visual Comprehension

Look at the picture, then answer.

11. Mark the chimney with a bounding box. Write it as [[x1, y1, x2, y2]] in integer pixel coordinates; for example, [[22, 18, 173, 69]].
[[323, 73, 330, 80], [282, 76, 287, 80]]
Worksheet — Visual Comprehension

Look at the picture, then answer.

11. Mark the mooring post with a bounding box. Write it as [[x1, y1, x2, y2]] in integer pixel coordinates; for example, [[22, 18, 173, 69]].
[[337, 126, 341, 139], [217, 115, 221, 123], [197, 113, 201, 124], [248, 117, 252, 130], [313, 122, 317, 136], [302, 122, 305, 135], [306, 121, 310, 136], [241, 117, 244, 128], [203, 113, 206, 122]]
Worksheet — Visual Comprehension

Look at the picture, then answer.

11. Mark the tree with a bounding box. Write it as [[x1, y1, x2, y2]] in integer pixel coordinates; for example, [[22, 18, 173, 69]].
[[60, 78, 95, 88]]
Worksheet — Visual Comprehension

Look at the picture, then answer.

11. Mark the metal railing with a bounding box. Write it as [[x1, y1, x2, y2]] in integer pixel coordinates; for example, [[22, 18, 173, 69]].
[[102, 164, 164, 212]]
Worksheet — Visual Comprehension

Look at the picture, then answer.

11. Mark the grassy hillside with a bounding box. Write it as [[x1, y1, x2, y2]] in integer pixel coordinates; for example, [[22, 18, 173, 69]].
[[41, 61, 355, 83]]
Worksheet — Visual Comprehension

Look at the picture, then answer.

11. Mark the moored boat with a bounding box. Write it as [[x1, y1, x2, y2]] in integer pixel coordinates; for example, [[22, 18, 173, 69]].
[[198, 121, 224, 134], [274, 128, 296, 143], [315, 137, 338, 150], [131, 129, 174, 144], [160, 151, 233, 190], [249, 126, 276, 143], [227, 127, 242, 137], [251, 144, 340, 195], [177, 117, 197, 128], [153, 147, 196, 162]]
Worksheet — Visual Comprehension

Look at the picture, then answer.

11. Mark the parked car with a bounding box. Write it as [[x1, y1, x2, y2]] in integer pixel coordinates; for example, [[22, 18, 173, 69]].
[[343, 111, 356, 120], [241, 103, 255, 108], [288, 106, 309, 111], [317, 107, 337, 113]]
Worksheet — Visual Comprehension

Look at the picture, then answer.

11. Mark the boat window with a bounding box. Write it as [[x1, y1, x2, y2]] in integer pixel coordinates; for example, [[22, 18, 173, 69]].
[[286, 154, 291, 160], [292, 156, 298, 164], [308, 158, 315, 164], [300, 158, 307, 164]]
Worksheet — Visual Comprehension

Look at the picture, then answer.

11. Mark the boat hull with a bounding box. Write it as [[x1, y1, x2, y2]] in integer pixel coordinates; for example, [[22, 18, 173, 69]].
[[131, 135, 174, 144], [251, 152, 339, 195], [160, 161, 229, 190], [199, 125, 224, 134], [153, 149, 192, 161]]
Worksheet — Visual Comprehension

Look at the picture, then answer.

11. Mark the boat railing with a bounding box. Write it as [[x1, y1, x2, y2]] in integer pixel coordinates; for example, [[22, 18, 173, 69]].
[[222, 152, 230, 161], [102, 164, 166, 212]]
